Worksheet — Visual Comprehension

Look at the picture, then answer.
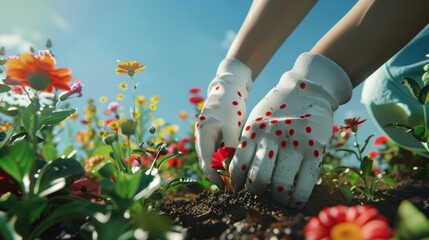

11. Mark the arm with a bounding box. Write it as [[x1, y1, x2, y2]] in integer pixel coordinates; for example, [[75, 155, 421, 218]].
[[228, 0, 317, 80], [312, 0, 429, 87]]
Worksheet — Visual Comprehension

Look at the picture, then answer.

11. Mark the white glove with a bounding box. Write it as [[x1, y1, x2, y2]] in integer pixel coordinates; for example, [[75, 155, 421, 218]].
[[229, 53, 353, 207], [195, 58, 252, 188]]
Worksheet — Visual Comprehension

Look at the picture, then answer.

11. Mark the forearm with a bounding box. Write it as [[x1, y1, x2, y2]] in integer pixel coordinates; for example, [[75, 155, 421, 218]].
[[311, 0, 429, 88], [227, 0, 317, 80]]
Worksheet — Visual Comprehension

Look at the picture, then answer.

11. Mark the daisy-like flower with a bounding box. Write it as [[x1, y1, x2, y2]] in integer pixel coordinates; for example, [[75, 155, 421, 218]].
[[116, 93, 124, 101], [149, 103, 156, 111], [338, 117, 366, 133], [135, 95, 147, 106], [211, 146, 236, 171], [5, 53, 72, 92], [115, 61, 145, 77], [150, 95, 159, 104], [107, 119, 119, 131], [374, 135, 388, 146], [99, 96, 107, 104], [304, 205, 392, 240], [118, 82, 128, 91]]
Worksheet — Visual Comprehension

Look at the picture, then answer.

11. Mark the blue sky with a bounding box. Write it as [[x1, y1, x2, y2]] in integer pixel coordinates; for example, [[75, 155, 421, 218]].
[[0, 0, 382, 153]]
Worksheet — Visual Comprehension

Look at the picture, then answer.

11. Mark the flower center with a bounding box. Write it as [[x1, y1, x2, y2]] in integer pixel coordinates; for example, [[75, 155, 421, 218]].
[[330, 222, 362, 240]]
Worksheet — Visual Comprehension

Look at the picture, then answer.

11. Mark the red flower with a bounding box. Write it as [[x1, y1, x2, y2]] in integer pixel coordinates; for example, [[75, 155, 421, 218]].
[[189, 95, 204, 104], [332, 124, 338, 136], [5, 53, 72, 92], [68, 176, 102, 203], [189, 87, 201, 94], [177, 137, 190, 154], [374, 135, 388, 146], [338, 117, 366, 132], [211, 146, 236, 171], [0, 168, 21, 197], [368, 151, 378, 159], [125, 153, 152, 167], [304, 205, 392, 240], [11, 85, 24, 95]]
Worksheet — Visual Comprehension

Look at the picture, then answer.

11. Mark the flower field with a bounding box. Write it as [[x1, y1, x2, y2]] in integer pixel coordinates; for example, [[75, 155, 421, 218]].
[[0, 42, 429, 240]]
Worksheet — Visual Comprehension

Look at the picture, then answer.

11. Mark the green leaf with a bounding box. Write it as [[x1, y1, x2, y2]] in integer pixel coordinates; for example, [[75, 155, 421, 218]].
[[164, 177, 197, 191], [97, 162, 117, 178], [395, 200, 429, 239], [0, 141, 33, 186], [381, 176, 396, 187], [424, 63, 429, 72], [132, 149, 154, 162], [0, 59, 7, 65], [91, 145, 112, 158], [336, 184, 354, 202], [408, 125, 428, 142], [0, 212, 15, 240], [0, 84, 11, 93], [419, 85, 429, 105], [360, 157, 373, 176], [41, 108, 76, 126], [402, 77, 421, 100], [156, 153, 181, 169], [34, 158, 84, 197], [336, 148, 359, 160], [61, 144, 74, 157], [45, 39, 52, 48], [422, 72, 429, 86], [360, 134, 374, 154], [41, 143, 57, 161], [29, 200, 105, 239]]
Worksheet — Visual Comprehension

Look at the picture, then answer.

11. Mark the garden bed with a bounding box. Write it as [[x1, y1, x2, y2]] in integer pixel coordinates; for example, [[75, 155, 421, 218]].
[[161, 170, 429, 239]]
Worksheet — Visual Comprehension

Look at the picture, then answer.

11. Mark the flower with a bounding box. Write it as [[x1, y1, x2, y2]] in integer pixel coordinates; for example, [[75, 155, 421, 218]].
[[116, 93, 125, 101], [135, 95, 147, 106], [177, 111, 188, 120], [189, 95, 204, 105], [177, 137, 190, 154], [152, 118, 165, 128], [211, 146, 236, 171], [189, 87, 201, 94], [150, 95, 159, 104], [115, 60, 145, 77], [374, 135, 388, 146], [304, 205, 392, 240], [368, 151, 378, 159], [99, 96, 107, 103], [105, 101, 119, 115], [338, 117, 366, 132], [68, 176, 102, 203], [107, 119, 119, 131], [118, 82, 128, 91], [11, 85, 24, 95], [5, 53, 72, 92], [120, 118, 137, 136], [59, 80, 83, 101], [149, 103, 157, 111]]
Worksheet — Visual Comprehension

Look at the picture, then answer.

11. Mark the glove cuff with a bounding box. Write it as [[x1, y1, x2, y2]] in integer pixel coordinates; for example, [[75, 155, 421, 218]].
[[216, 58, 253, 90], [291, 52, 353, 105]]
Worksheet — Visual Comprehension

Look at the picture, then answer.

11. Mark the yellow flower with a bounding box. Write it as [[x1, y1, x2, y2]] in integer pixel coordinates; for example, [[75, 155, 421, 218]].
[[97, 120, 105, 127], [98, 129, 106, 137], [152, 118, 165, 128], [99, 96, 107, 104], [135, 95, 147, 106], [118, 82, 128, 91], [197, 102, 204, 111], [149, 103, 156, 111], [108, 120, 119, 130], [150, 95, 159, 104], [132, 111, 140, 118], [1, 121, 12, 132], [117, 93, 125, 101], [164, 124, 179, 134], [147, 113, 154, 119], [115, 61, 145, 77]]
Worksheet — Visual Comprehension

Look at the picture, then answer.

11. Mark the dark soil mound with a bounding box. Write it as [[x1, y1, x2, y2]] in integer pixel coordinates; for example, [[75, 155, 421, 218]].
[[161, 171, 429, 240]]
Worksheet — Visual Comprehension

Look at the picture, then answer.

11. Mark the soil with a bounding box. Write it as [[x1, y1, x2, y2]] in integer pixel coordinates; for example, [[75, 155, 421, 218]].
[[160, 170, 429, 240]]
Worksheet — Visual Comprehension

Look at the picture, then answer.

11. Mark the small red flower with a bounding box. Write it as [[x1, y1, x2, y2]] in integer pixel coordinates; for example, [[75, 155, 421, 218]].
[[68, 176, 102, 203], [338, 117, 366, 132], [304, 205, 392, 240], [189, 87, 201, 94], [211, 146, 236, 171], [125, 153, 152, 167], [189, 95, 204, 104], [177, 137, 190, 154], [374, 135, 388, 146], [368, 151, 378, 159]]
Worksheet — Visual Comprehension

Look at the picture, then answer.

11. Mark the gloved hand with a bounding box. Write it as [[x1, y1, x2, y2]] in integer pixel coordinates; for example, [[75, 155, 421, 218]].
[[195, 58, 252, 188], [229, 53, 353, 208]]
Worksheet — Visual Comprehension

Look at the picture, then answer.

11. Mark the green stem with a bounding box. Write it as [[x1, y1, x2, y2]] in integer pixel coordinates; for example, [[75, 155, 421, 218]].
[[29, 94, 40, 199], [130, 76, 136, 120], [127, 135, 131, 173]]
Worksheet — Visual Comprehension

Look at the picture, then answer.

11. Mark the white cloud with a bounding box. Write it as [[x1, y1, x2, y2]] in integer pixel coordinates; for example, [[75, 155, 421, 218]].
[[51, 14, 71, 32], [221, 30, 236, 49], [0, 34, 32, 53]]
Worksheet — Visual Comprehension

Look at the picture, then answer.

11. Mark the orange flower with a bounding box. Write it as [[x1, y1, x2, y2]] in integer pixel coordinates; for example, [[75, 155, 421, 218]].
[[115, 61, 145, 77], [5, 53, 72, 92], [338, 117, 366, 132]]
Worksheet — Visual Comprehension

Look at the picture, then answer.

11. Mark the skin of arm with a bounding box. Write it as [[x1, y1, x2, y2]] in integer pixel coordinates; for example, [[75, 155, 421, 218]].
[[311, 0, 429, 87], [227, 0, 317, 80]]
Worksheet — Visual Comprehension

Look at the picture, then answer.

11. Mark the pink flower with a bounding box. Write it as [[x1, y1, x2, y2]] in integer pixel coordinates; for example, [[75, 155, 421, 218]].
[[189, 95, 204, 105], [36, 50, 56, 64], [59, 80, 83, 101], [374, 135, 388, 146], [105, 101, 120, 115], [189, 87, 201, 94], [304, 205, 392, 240], [211, 146, 236, 171], [68, 176, 102, 203]]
